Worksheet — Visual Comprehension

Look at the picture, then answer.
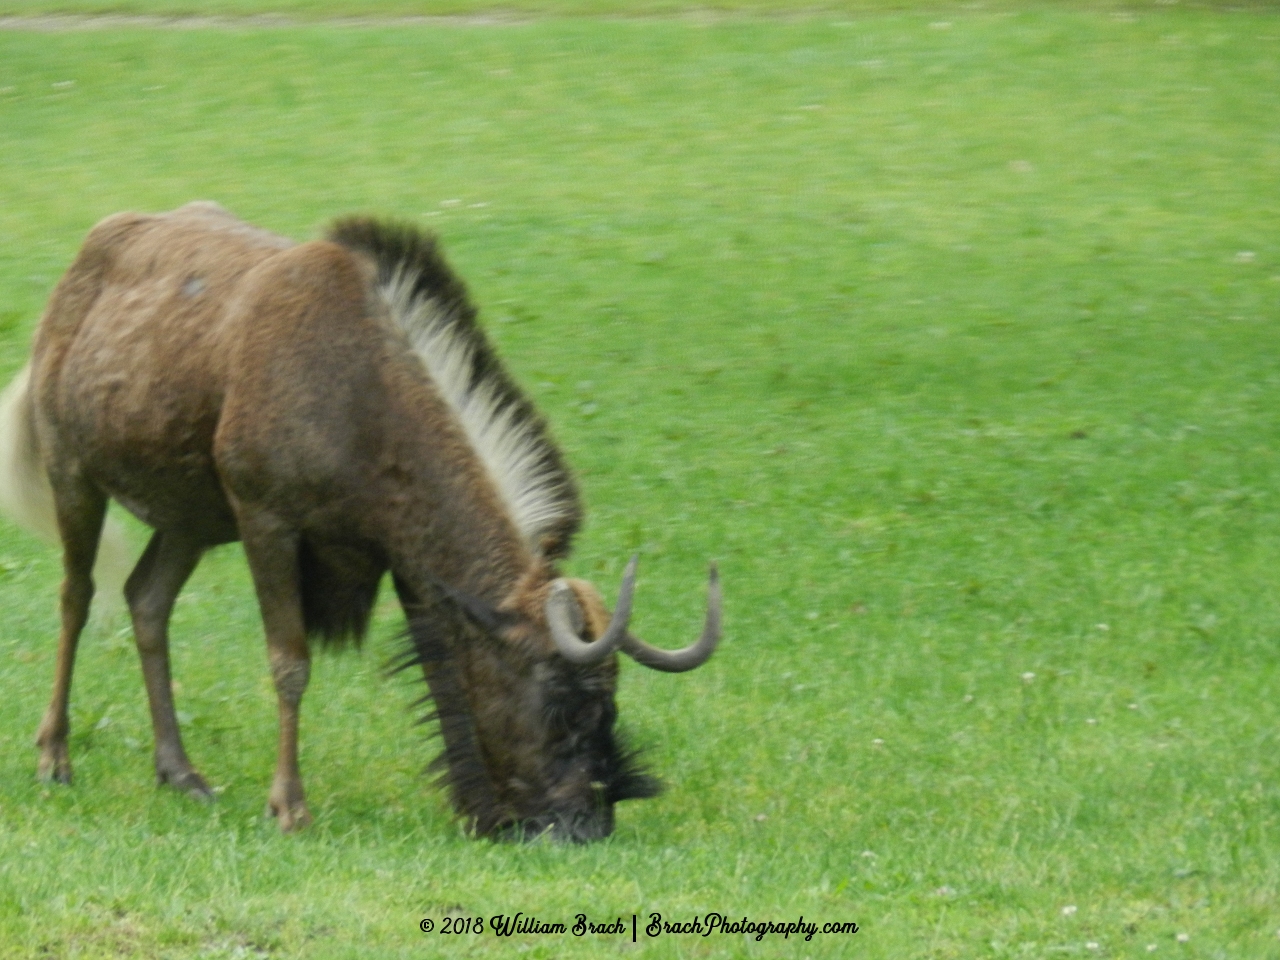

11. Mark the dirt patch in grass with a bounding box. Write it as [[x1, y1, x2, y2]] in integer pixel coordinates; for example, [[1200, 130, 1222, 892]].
[[0, 13, 527, 29]]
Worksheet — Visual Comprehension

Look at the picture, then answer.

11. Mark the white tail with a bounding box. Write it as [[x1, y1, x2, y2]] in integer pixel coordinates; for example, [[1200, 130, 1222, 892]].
[[0, 364, 131, 605]]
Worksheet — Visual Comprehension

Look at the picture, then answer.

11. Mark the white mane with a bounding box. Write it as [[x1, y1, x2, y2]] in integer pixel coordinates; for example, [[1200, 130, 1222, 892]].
[[380, 267, 576, 554]]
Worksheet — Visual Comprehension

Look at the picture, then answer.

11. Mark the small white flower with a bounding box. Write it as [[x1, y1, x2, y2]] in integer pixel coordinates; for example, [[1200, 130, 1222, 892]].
[[1176, 933, 1189, 943], [1086, 942, 1099, 950], [861, 850, 877, 858], [1086, 718, 1098, 725], [1021, 671, 1036, 683], [1062, 905, 1077, 916], [1129, 703, 1139, 710], [1095, 623, 1110, 631], [872, 738, 885, 747], [1147, 945, 1158, 953]]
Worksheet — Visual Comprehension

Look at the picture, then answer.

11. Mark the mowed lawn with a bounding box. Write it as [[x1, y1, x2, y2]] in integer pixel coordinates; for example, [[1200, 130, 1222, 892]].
[[1, 5, 1279, 958]]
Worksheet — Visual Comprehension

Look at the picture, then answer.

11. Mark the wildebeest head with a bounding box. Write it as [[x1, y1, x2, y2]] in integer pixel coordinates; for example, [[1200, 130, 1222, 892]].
[[399, 557, 719, 842]]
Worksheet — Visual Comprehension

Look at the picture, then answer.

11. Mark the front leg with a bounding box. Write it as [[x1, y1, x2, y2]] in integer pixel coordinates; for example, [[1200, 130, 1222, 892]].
[[267, 651, 311, 831], [234, 506, 313, 832]]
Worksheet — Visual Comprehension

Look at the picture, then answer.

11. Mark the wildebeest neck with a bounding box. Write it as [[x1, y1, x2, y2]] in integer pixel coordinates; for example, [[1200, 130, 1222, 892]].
[[329, 216, 582, 564]]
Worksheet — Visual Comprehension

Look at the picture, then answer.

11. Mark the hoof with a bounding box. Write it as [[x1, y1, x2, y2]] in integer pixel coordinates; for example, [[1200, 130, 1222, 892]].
[[267, 774, 312, 832], [160, 768, 215, 801], [36, 745, 72, 785], [267, 800, 313, 833]]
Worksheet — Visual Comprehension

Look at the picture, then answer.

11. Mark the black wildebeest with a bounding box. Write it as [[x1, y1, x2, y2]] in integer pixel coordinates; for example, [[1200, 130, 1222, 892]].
[[0, 202, 720, 840]]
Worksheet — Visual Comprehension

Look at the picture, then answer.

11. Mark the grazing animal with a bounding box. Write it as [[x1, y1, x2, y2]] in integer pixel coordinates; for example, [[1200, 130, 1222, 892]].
[[0, 202, 720, 840]]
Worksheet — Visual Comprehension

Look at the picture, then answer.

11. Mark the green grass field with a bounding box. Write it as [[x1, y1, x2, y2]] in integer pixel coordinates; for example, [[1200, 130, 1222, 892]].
[[2, 3, 1279, 958], [2, 1, 1270, 20]]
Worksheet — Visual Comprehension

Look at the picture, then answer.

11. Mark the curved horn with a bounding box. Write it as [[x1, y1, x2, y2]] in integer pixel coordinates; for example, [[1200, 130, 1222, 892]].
[[546, 555, 639, 665], [621, 563, 721, 673]]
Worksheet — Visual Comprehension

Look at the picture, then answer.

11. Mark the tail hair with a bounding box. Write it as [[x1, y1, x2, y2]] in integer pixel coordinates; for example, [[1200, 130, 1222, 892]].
[[0, 364, 131, 604]]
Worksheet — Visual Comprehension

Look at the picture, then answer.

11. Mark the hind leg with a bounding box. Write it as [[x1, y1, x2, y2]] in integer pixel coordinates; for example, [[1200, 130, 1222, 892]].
[[35, 478, 107, 784], [125, 530, 211, 798]]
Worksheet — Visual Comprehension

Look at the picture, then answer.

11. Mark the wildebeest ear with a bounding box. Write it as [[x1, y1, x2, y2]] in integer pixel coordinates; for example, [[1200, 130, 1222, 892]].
[[448, 587, 518, 634], [397, 572, 516, 635]]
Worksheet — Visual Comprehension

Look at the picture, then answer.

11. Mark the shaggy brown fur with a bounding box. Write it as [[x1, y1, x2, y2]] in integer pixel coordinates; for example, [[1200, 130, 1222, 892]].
[[0, 203, 713, 839]]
